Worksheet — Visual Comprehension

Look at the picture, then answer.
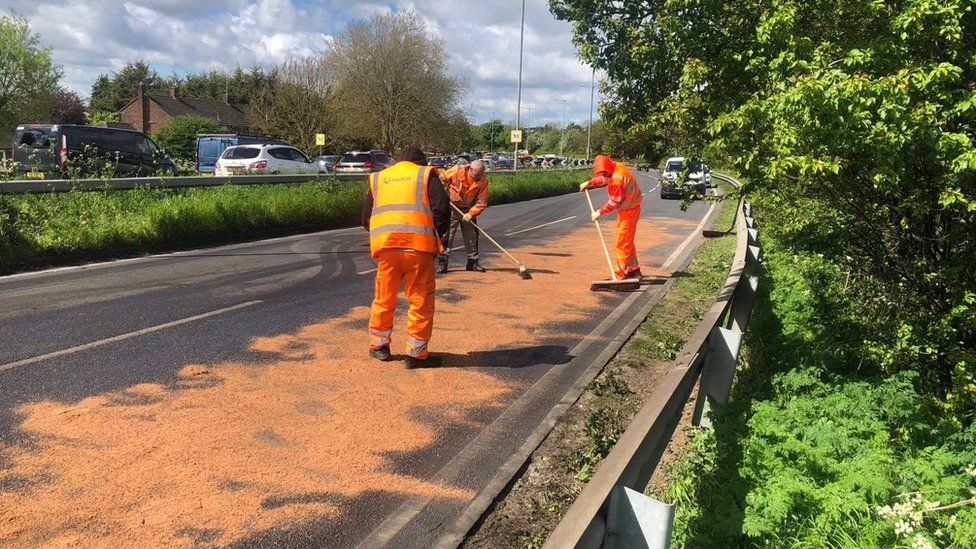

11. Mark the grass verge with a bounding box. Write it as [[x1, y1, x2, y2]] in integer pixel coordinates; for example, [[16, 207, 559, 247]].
[[0, 170, 585, 273], [462, 191, 737, 548], [655, 203, 976, 547]]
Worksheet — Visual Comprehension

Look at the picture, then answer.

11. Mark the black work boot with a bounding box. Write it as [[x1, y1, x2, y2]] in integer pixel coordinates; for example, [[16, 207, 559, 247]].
[[623, 269, 643, 280], [436, 256, 449, 274], [466, 259, 486, 272], [369, 345, 391, 361], [404, 354, 443, 369]]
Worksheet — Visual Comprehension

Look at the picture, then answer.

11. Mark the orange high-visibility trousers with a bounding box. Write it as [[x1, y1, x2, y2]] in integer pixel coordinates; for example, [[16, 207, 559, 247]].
[[614, 206, 641, 278], [369, 249, 436, 359]]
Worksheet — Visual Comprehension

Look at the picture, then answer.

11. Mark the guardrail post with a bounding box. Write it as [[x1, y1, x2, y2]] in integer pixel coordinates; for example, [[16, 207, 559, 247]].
[[728, 275, 759, 334], [692, 327, 743, 428], [604, 486, 675, 549]]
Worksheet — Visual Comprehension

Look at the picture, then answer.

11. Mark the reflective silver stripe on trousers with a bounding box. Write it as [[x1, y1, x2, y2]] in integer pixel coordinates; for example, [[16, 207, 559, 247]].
[[370, 224, 439, 238], [370, 328, 393, 337], [406, 337, 429, 356]]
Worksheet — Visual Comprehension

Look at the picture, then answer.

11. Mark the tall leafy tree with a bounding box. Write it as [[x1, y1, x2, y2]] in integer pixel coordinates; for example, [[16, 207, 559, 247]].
[[326, 10, 465, 152], [550, 0, 976, 413], [88, 60, 165, 113], [0, 11, 61, 141], [50, 88, 86, 125]]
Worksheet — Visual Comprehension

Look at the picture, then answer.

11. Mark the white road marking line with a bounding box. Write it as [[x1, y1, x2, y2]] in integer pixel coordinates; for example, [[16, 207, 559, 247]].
[[642, 183, 661, 196], [662, 201, 717, 269], [0, 300, 263, 373], [504, 216, 577, 236], [357, 268, 378, 275]]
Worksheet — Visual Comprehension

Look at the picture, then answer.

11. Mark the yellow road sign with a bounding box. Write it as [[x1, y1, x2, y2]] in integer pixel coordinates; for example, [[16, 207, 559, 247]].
[[315, 133, 326, 146], [510, 130, 523, 143]]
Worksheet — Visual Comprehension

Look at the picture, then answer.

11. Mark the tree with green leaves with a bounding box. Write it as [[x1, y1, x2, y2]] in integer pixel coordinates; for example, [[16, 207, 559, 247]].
[[151, 115, 225, 163], [0, 11, 61, 142], [326, 10, 464, 152], [88, 60, 165, 113]]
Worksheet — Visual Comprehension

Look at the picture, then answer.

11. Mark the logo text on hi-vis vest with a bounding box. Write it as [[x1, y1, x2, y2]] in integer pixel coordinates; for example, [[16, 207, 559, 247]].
[[384, 175, 414, 184], [510, 130, 523, 143]]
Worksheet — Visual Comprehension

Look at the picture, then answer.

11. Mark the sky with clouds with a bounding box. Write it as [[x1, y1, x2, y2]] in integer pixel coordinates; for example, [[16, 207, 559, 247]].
[[4, 0, 601, 126]]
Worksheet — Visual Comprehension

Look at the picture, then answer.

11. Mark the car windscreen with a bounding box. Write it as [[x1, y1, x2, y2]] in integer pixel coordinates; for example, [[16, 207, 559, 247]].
[[340, 153, 370, 163], [222, 147, 260, 159], [666, 160, 684, 171], [687, 161, 703, 172]]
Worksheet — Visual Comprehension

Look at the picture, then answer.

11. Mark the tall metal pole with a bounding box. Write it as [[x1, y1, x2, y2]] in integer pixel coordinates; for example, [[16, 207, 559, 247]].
[[514, 0, 525, 171], [558, 98, 575, 156], [586, 67, 595, 158]]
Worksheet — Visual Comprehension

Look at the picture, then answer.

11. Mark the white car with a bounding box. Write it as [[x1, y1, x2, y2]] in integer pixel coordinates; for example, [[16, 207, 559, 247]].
[[214, 144, 323, 176]]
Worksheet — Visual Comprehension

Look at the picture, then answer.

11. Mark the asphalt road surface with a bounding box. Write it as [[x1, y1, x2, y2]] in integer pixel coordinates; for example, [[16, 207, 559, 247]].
[[0, 170, 718, 548]]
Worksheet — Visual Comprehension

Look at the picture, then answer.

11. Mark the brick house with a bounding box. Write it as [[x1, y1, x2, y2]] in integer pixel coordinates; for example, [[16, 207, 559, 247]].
[[119, 83, 253, 134]]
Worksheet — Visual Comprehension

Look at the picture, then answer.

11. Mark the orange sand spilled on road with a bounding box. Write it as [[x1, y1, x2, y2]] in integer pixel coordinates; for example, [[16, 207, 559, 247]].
[[0, 215, 695, 547]]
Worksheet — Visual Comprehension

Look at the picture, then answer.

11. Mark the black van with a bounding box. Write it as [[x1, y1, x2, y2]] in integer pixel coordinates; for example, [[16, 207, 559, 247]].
[[12, 124, 179, 180]]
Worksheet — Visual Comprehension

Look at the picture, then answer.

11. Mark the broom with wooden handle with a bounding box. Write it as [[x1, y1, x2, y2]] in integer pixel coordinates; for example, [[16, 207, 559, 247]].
[[448, 202, 532, 279], [584, 189, 640, 292]]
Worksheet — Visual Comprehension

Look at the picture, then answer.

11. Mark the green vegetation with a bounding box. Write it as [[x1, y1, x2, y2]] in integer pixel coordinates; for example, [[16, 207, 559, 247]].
[[152, 115, 226, 163], [661, 225, 976, 548], [552, 0, 976, 544], [0, 11, 61, 142], [0, 170, 584, 271]]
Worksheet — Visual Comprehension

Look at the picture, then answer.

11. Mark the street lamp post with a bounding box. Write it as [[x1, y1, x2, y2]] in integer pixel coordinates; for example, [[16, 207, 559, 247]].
[[514, 0, 526, 172], [558, 98, 575, 156], [587, 67, 595, 158]]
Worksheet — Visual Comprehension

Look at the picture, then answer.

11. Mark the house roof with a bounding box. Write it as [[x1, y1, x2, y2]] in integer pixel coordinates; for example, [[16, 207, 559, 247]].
[[146, 94, 252, 129]]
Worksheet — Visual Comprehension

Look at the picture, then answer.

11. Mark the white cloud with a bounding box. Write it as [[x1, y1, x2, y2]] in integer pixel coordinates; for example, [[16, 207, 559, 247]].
[[8, 0, 600, 127]]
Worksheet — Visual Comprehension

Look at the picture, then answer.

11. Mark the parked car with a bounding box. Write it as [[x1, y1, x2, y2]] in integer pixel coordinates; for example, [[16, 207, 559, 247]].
[[12, 124, 178, 179], [313, 154, 342, 174], [429, 156, 451, 168], [660, 156, 709, 199], [333, 150, 396, 178], [196, 134, 286, 175], [496, 156, 514, 169], [214, 144, 322, 176]]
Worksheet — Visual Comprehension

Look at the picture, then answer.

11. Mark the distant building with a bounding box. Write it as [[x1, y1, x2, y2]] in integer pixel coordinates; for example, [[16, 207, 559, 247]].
[[119, 83, 253, 134]]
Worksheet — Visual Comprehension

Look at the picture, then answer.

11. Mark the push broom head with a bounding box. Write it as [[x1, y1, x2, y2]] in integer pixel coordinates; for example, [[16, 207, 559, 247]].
[[518, 264, 533, 280], [590, 278, 640, 292]]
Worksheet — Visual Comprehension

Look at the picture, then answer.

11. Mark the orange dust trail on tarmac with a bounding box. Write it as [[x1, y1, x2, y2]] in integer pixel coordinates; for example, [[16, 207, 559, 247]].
[[0, 215, 693, 548]]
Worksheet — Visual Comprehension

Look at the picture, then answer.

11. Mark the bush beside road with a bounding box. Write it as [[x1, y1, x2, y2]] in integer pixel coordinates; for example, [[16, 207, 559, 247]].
[[0, 170, 585, 273]]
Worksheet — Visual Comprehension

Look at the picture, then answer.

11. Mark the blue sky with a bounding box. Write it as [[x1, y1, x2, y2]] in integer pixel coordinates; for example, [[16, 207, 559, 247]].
[[3, 0, 601, 126]]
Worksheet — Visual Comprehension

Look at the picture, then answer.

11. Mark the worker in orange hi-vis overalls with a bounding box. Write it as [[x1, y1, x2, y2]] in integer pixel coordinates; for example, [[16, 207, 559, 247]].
[[579, 154, 644, 280], [362, 145, 451, 368]]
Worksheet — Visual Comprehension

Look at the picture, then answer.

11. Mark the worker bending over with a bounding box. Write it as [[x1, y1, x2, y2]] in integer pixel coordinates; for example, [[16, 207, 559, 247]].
[[580, 154, 643, 280], [363, 145, 451, 368], [436, 159, 490, 274]]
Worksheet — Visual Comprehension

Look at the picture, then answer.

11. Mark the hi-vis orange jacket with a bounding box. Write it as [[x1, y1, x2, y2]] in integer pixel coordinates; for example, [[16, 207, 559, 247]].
[[587, 156, 642, 215], [441, 164, 489, 217], [368, 161, 441, 257]]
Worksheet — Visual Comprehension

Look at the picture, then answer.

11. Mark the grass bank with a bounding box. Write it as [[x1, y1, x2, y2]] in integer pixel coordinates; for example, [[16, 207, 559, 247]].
[[658, 205, 976, 547], [0, 170, 585, 273], [464, 192, 737, 548]]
